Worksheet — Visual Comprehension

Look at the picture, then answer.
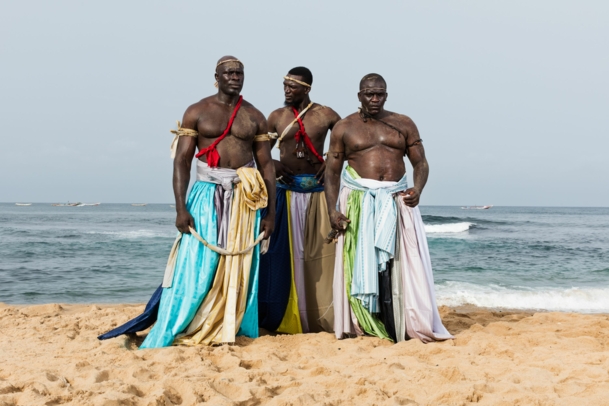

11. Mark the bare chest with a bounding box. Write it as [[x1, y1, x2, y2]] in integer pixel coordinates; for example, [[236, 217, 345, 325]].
[[277, 110, 330, 143], [197, 108, 258, 141], [344, 120, 406, 153]]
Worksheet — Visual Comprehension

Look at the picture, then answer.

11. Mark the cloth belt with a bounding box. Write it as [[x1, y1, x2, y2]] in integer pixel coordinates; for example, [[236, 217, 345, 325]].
[[277, 174, 324, 193], [162, 160, 265, 288]]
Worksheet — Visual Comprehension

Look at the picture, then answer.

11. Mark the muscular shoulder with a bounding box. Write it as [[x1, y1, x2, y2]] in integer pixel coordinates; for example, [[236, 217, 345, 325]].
[[181, 96, 216, 129], [312, 104, 341, 126], [384, 111, 419, 137], [240, 99, 265, 121], [240, 99, 268, 133], [335, 112, 361, 128], [268, 106, 291, 122], [331, 112, 358, 136]]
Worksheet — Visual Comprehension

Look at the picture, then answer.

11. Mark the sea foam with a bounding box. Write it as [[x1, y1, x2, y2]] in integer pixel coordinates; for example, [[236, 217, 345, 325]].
[[424, 222, 472, 234], [436, 281, 609, 313]]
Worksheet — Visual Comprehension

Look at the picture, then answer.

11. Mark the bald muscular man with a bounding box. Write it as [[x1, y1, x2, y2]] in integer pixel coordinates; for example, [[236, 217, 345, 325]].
[[324, 73, 452, 343]]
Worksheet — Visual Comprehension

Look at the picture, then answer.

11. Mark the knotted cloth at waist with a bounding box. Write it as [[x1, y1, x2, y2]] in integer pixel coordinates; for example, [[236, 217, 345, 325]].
[[162, 163, 267, 288], [340, 165, 408, 313]]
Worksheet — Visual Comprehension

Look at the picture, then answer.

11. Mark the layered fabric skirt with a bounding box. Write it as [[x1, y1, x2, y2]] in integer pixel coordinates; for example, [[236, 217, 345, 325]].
[[333, 167, 453, 343], [258, 175, 335, 334], [98, 163, 267, 348]]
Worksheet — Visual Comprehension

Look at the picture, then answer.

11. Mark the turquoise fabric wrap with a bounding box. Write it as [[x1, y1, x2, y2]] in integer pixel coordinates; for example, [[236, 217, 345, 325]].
[[140, 181, 221, 349], [341, 167, 408, 314]]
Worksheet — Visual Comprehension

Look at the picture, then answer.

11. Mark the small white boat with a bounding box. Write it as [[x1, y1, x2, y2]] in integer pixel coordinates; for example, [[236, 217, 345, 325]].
[[460, 205, 493, 210], [131, 203, 147, 207], [15, 203, 32, 206], [76, 203, 101, 207]]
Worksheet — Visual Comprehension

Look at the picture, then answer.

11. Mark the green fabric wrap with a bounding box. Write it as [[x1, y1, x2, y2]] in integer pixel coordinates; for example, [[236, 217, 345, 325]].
[[343, 166, 392, 341]]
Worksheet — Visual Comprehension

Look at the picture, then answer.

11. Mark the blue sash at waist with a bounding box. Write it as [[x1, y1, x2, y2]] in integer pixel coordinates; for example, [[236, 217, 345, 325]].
[[277, 174, 324, 193]]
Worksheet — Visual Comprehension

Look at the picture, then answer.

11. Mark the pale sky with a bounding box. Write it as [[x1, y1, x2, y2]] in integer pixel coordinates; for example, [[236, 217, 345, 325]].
[[1, 1, 607, 206]]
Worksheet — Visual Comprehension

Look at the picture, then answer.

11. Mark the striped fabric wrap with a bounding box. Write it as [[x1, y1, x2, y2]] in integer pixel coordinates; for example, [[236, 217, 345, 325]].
[[258, 174, 335, 334], [340, 166, 408, 313], [334, 166, 454, 343]]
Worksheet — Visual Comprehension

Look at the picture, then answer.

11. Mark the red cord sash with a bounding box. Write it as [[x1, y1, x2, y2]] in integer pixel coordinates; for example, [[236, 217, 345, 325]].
[[195, 96, 243, 167], [291, 106, 324, 163]]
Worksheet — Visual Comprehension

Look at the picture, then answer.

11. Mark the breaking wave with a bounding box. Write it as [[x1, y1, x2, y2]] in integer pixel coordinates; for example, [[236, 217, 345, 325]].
[[436, 281, 609, 313], [424, 222, 473, 234]]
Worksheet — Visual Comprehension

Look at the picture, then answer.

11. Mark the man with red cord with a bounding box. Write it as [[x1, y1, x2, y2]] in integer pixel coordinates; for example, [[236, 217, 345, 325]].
[[99, 56, 276, 347], [258, 67, 341, 334]]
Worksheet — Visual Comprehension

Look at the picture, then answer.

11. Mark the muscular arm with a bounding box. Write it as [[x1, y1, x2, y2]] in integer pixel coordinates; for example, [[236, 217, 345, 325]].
[[173, 106, 198, 232], [267, 110, 280, 149], [314, 108, 342, 183], [402, 118, 428, 207], [253, 117, 276, 238], [325, 121, 350, 231], [326, 108, 342, 130]]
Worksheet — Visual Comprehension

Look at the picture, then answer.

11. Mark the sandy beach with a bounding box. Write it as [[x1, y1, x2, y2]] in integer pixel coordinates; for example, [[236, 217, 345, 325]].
[[0, 303, 608, 405]]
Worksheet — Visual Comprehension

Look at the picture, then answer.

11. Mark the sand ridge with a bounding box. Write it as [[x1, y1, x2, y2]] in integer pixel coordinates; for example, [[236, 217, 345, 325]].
[[1, 303, 609, 405]]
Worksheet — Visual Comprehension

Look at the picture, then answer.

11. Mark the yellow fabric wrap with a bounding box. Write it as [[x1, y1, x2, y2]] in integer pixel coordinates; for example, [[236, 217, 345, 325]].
[[170, 121, 198, 159], [174, 167, 268, 345], [275, 191, 303, 334]]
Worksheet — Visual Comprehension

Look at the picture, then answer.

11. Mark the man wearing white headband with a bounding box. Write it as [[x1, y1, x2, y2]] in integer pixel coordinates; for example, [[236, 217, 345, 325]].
[[258, 67, 341, 335], [99, 56, 276, 347]]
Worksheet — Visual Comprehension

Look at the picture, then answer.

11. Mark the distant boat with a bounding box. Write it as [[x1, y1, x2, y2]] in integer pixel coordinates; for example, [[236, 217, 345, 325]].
[[461, 205, 493, 210], [131, 203, 147, 207], [52, 202, 95, 207], [169, 205, 175, 208], [15, 203, 32, 206]]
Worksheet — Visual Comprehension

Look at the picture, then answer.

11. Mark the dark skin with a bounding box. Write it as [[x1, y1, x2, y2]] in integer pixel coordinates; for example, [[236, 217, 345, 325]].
[[267, 74, 341, 185], [173, 56, 276, 238], [325, 77, 428, 232]]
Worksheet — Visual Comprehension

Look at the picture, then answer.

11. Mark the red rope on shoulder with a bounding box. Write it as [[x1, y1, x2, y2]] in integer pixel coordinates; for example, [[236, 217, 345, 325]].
[[195, 96, 243, 167], [291, 106, 325, 163]]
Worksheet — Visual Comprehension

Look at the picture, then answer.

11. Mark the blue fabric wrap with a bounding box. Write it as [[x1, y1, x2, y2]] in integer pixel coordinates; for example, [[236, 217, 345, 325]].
[[97, 285, 162, 340], [98, 180, 262, 346], [257, 188, 291, 331], [341, 168, 408, 314], [277, 174, 324, 193], [139, 181, 221, 348]]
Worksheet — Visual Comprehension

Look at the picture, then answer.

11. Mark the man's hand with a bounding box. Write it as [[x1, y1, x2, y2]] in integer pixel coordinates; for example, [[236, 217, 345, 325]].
[[315, 161, 326, 185], [329, 209, 351, 233], [175, 210, 195, 234], [273, 159, 294, 184], [399, 187, 421, 207], [260, 216, 275, 239]]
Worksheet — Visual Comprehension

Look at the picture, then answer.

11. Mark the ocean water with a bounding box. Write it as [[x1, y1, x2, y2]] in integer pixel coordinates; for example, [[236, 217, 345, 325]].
[[1, 204, 608, 313]]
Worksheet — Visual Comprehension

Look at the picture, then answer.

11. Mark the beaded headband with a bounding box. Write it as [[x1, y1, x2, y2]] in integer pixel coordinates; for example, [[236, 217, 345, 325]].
[[283, 76, 311, 88], [216, 59, 244, 69]]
